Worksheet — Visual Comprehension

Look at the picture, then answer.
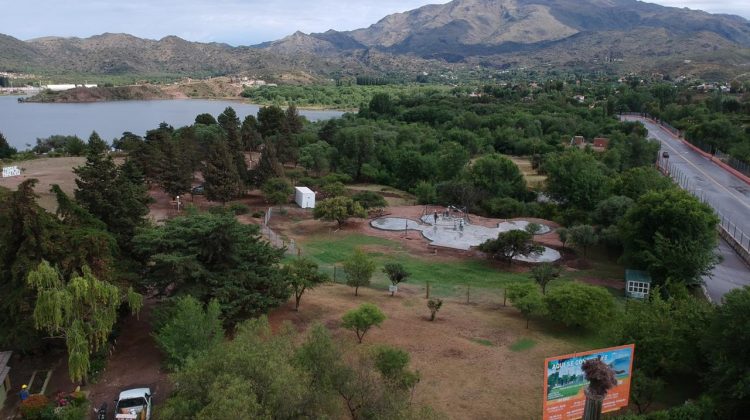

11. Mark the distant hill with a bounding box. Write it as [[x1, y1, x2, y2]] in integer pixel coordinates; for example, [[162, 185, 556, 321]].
[[2, 0, 750, 80]]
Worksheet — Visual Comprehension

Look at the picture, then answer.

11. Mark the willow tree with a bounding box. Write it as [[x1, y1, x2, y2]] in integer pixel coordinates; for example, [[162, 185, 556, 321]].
[[27, 261, 143, 382]]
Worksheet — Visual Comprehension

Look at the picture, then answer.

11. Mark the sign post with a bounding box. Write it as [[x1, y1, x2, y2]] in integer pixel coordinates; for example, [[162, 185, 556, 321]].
[[543, 344, 635, 420], [2, 166, 21, 178]]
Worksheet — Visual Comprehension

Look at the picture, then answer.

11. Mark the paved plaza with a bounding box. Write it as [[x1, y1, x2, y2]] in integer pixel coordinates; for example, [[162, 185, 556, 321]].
[[370, 216, 561, 262]]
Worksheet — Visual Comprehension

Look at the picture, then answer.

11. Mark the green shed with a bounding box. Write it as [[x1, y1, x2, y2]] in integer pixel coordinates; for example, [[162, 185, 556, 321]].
[[625, 269, 652, 299]]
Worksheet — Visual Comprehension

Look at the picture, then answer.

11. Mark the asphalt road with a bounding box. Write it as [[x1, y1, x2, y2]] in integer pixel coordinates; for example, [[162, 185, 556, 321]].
[[622, 116, 750, 302]]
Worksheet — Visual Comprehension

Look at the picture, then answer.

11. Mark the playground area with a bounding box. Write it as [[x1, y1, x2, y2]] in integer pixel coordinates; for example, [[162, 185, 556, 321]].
[[369, 207, 561, 263]]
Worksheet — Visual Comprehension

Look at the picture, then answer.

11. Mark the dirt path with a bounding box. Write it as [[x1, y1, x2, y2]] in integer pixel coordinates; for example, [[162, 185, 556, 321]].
[[85, 301, 170, 418]]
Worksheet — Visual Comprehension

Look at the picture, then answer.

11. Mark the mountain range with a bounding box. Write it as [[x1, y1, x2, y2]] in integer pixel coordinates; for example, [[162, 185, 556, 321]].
[[2, 0, 750, 81]]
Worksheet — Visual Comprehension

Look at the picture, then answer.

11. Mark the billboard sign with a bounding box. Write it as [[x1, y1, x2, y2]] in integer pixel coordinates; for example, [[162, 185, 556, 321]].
[[543, 344, 635, 420]]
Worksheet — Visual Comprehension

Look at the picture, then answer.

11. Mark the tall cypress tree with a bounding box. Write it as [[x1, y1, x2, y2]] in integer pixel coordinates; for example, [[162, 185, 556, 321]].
[[218, 107, 249, 184], [204, 140, 241, 204], [74, 132, 149, 251]]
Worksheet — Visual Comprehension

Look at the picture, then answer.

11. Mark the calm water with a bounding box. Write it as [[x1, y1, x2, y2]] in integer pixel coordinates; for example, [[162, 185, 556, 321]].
[[0, 96, 344, 150]]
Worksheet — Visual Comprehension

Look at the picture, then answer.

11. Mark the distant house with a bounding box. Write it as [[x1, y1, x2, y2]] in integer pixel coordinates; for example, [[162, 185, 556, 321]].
[[573, 95, 585, 103], [625, 270, 652, 299], [571, 136, 585, 147], [592, 137, 610, 150]]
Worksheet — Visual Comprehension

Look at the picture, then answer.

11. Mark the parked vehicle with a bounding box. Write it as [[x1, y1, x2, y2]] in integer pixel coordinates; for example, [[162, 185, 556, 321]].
[[114, 388, 152, 420], [662, 151, 670, 159], [191, 184, 204, 195]]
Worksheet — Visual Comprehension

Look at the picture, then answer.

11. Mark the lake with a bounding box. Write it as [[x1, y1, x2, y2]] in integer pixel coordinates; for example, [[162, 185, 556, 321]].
[[0, 96, 345, 150]]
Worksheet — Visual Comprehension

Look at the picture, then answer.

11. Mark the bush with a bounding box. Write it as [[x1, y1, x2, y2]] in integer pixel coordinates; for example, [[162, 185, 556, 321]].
[[154, 296, 224, 370], [544, 282, 617, 330], [262, 177, 294, 205], [352, 191, 387, 209], [481, 197, 525, 218], [414, 181, 437, 204], [229, 203, 250, 215], [251, 210, 265, 218], [20, 394, 51, 419]]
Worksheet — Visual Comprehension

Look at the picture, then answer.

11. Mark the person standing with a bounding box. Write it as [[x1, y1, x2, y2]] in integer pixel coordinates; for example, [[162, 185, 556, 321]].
[[19, 384, 29, 401]]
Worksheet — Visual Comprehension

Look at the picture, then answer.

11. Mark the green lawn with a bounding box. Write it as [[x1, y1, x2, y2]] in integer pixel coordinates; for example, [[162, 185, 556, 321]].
[[296, 233, 531, 297]]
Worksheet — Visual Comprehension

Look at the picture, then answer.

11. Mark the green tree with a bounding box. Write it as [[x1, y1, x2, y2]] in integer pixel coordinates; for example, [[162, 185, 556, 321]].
[[342, 303, 386, 343], [611, 292, 711, 377], [352, 191, 388, 210], [373, 346, 420, 390], [27, 261, 142, 382], [478, 230, 544, 265], [467, 153, 527, 199], [154, 296, 223, 370], [74, 132, 150, 249], [703, 286, 750, 415], [530, 263, 561, 294], [557, 227, 569, 249], [382, 263, 410, 296], [218, 107, 249, 182], [0, 132, 18, 158], [133, 210, 288, 324], [313, 196, 367, 228], [568, 225, 598, 257], [414, 181, 437, 205], [332, 126, 375, 180], [203, 139, 241, 204], [427, 298, 443, 321], [342, 250, 376, 296], [544, 150, 609, 210], [616, 167, 673, 200], [593, 195, 634, 226], [544, 282, 616, 330], [257, 105, 287, 138], [261, 177, 293, 205], [299, 141, 334, 175], [512, 285, 545, 328], [282, 257, 328, 311], [620, 189, 718, 286], [195, 113, 217, 125]]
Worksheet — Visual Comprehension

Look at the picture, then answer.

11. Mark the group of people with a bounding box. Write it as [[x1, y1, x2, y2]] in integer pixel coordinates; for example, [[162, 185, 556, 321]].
[[432, 209, 465, 231]]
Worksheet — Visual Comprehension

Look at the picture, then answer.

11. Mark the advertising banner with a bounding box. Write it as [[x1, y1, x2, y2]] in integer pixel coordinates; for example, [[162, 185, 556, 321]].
[[543, 344, 635, 420]]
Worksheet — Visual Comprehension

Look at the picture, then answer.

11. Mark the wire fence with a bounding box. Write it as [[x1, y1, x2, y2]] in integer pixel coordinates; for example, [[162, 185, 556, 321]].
[[656, 157, 750, 254], [620, 112, 750, 177]]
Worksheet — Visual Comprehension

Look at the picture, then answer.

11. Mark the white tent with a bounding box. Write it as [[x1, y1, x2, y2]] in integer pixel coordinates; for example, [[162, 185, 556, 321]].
[[295, 187, 316, 209]]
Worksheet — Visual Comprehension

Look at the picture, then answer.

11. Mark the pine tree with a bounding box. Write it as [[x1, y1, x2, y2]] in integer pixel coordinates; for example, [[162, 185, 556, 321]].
[[204, 140, 241, 204], [74, 132, 149, 250], [218, 107, 249, 183]]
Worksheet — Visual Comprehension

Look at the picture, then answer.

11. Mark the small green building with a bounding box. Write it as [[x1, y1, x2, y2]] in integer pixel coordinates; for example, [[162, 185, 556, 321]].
[[625, 269, 652, 299]]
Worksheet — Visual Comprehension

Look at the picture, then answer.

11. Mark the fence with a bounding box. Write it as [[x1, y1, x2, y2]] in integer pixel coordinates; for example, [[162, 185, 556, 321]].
[[656, 157, 750, 258], [261, 207, 297, 255], [620, 112, 750, 177]]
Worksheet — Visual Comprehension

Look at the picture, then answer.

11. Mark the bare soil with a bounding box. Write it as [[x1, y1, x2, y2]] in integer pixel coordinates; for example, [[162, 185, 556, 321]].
[[0, 157, 85, 211], [268, 282, 590, 419], [85, 300, 171, 419]]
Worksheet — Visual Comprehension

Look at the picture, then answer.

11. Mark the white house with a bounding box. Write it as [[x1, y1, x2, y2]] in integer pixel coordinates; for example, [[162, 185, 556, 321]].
[[294, 187, 315, 209]]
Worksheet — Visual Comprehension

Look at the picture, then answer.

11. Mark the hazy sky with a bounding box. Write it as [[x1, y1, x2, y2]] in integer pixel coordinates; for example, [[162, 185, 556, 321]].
[[1, 0, 748, 46]]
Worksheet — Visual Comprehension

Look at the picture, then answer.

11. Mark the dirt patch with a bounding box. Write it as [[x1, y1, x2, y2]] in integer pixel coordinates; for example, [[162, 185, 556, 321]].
[[85, 300, 171, 418], [268, 282, 591, 419], [0, 157, 85, 211]]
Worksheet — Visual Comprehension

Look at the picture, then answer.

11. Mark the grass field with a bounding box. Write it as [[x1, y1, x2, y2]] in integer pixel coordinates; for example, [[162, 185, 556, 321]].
[[296, 233, 531, 298], [509, 156, 547, 189]]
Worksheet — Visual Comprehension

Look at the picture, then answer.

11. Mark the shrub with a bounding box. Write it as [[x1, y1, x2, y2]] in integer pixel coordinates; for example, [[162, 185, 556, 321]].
[[251, 210, 265, 218], [341, 303, 386, 343], [229, 203, 250, 215], [544, 282, 616, 330], [427, 299, 443, 321], [154, 296, 224, 370], [414, 181, 437, 204], [481, 197, 525, 218], [20, 394, 51, 419], [352, 191, 387, 209]]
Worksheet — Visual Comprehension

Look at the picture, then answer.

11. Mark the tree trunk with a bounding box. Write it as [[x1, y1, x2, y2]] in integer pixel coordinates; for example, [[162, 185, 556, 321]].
[[295, 295, 301, 311], [583, 388, 604, 420], [526, 317, 530, 329], [430, 311, 436, 321], [355, 286, 359, 296]]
